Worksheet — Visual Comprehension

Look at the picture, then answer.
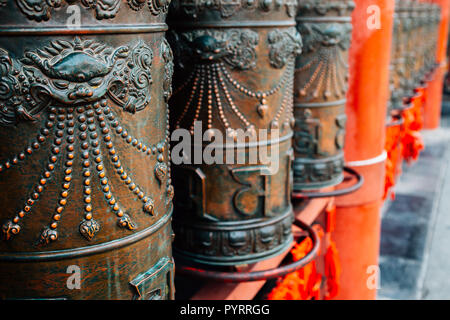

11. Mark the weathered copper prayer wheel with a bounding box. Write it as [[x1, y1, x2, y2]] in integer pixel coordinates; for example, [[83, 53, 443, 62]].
[[388, 0, 407, 114], [425, 2, 441, 76], [0, 1, 174, 299], [168, 0, 302, 265], [293, 0, 354, 191], [413, 1, 427, 87], [402, 0, 414, 97], [403, 0, 422, 97], [397, 0, 410, 101], [421, 2, 433, 78]]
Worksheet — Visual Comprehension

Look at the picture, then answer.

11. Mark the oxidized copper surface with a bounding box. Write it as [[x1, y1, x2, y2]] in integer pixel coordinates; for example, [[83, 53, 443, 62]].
[[0, 1, 174, 299], [168, 0, 301, 265], [402, 0, 416, 96], [394, 0, 440, 104], [388, 0, 407, 114], [293, 0, 354, 190], [413, 1, 426, 87], [424, 3, 441, 77]]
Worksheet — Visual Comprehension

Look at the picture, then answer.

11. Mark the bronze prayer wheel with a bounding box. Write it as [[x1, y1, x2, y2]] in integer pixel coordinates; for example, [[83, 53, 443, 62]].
[[0, 0, 174, 299], [420, 2, 436, 80], [424, 3, 434, 75], [410, 0, 421, 89], [415, 1, 428, 86], [403, 0, 419, 97], [398, 0, 412, 101], [168, 0, 302, 265], [293, 0, 354, 191], [427, 3, 441, 75], [389, 0, 407, 113]]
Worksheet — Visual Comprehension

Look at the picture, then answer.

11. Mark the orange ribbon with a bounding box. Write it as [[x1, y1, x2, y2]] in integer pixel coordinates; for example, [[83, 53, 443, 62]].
[[383, 119, 403, 200], [401, 95, 424, 163], [268, 205, 341, 300]]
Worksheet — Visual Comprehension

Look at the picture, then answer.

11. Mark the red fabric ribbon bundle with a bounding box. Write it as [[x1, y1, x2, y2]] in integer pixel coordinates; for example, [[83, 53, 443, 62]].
[[267, 229, 323, 300], [383, 118, 403, 200], [324, 241, 341, 300], [401, 94, 424, 163], [268, 204, 341, 300]]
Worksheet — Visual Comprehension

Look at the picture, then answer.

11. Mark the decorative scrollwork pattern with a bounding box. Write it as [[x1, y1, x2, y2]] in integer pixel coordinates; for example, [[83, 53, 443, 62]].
[[268, 28, 303, 69], [14, 0, 171, 21], [295, 21, 352, 100], [161, 38, 174, 102], [148, 0, 170, 15], [170, 27, 300, 135], [293, 0, 353, 190], [172, 0, 298, 19], [171, 29, 259, 71], [0, 38, 171, 243], [16, 0, 63, 22], [298, 0, 355, 16], [0, 38, 153, 125]]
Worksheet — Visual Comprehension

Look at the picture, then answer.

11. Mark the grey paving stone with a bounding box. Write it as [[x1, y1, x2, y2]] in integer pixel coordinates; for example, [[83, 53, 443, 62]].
[[394, 164, 443, 197], [380, 217, 428, 260], [440, 99, 450, 115], [378, 256, 422, 300], [382, 194, 433, 223], [421, 129, 450, 299], [400, 157, 443, 177], [379, 114, 450, 300], [420, 147, 447, 159]]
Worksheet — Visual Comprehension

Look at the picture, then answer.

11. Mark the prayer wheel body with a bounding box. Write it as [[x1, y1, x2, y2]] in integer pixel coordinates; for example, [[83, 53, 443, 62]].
[[293, 0, 354, 191], [0, 0, 174, 299], [168, 0, 301, 266], [388, 0, 407, 114], [403, 0, 418, 97]]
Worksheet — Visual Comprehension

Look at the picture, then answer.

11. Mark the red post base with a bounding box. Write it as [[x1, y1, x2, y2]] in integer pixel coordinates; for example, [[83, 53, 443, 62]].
[[333, 201, 381, 300]]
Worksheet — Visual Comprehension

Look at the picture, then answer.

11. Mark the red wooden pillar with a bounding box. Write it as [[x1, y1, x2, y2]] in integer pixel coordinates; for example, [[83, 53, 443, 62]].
[[424, 67, 444, 129], [423, 0, 449, 129], [333, 0, 395, 300]]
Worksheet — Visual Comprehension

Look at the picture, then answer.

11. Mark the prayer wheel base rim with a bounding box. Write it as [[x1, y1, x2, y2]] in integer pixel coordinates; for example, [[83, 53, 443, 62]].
[[173, 234, 294, 267], [172, 208, 294, 266], [293, 172, 345, 191]]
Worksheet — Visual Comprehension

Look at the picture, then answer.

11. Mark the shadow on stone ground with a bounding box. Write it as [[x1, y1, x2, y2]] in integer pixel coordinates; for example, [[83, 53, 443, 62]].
[[378, 98, 450, 300]]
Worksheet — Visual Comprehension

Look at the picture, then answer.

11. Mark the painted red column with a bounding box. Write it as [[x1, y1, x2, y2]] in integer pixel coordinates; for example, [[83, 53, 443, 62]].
[[423, 0, 449, 129], [333, 0, 395, 300]]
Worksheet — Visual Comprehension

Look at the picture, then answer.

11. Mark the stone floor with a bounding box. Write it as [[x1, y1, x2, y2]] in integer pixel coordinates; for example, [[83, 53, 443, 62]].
[[378, 101, 450, 300]]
